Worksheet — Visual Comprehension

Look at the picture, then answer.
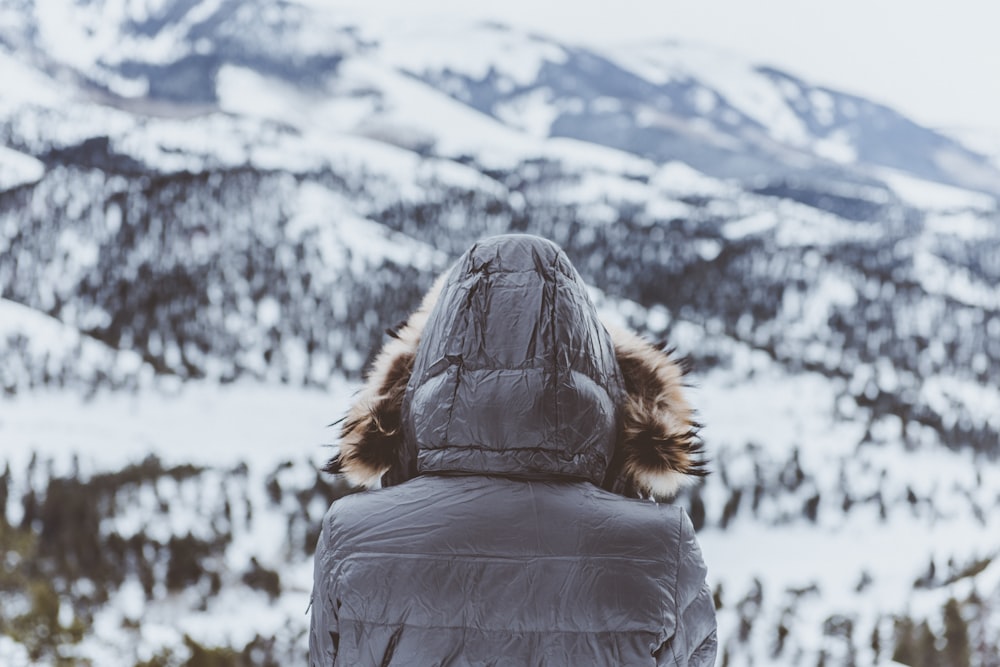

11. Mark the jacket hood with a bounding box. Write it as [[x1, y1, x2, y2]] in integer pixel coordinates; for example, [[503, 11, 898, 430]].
[[326, 234, 707, 499]]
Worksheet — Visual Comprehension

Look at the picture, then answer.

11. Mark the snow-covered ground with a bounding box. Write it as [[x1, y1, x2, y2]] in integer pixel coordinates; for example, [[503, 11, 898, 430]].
[[3, 351, 998, 664], [0, 146, 45, 191], [0, 380, 352, 665], [0, 381, 347, 475], [697, 362, 1000, 663]]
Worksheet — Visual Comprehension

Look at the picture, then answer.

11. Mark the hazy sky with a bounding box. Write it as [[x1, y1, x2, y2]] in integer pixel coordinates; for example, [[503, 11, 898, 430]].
[[322, 0, 1000, 134]]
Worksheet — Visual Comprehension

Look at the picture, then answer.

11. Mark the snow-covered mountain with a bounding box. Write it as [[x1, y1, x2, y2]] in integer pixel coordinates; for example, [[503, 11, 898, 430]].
[[3, 0, 1000, 193], [2, 1, 1000, 665]]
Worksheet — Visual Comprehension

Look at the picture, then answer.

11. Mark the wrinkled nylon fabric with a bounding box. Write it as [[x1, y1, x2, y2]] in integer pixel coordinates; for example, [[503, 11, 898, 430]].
[[311, 236, 717, 666], [402, 235, 624, 485], [311, 476, 717, 666]]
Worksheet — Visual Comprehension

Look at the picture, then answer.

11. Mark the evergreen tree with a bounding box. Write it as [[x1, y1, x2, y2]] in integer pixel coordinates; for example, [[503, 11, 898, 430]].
[[892, 616, 917, 666], [803, 492, 821, 522], [942, 598, 969, 667], [736, 578, 763, 642], [689, 487, 706, 532], [916, 621, 940, 667], [0, 462, 9, 525], [720, 488, 742, 530], [870, 619, 881, 663]]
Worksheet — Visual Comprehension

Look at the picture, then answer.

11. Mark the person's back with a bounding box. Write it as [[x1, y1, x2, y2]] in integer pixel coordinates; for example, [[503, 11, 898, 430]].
[[311, 235, 717, 666]]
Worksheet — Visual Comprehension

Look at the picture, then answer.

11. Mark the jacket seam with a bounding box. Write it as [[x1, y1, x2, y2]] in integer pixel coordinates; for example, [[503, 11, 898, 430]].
[[672, 510, 683, 664], [549, 250, 560, 452], [444, 354, 462, 447], [337, 617, 656, 635], [329, 551, 667, 565], [420, 443, 571, 453]]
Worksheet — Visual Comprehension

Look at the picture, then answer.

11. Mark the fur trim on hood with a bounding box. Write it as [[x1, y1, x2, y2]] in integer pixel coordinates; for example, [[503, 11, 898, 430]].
[[323, 272, 447, 486], [602, 323, 707, 498], [325, 270, 707, 500]]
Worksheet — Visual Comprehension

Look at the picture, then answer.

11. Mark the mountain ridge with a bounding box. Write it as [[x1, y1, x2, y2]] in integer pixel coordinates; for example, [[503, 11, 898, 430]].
[[2, 1, 998, 196]]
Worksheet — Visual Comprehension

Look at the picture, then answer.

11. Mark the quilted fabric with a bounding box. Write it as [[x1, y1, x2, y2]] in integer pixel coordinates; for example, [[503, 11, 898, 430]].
[[310, 235, 716, 666]]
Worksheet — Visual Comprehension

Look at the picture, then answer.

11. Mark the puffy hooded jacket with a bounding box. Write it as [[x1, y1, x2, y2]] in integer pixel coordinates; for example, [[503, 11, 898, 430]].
[[310, 235, 716, 666]]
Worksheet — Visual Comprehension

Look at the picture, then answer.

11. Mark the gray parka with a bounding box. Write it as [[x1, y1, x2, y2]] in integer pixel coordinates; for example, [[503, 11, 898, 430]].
[[311, 235, 717, 666]]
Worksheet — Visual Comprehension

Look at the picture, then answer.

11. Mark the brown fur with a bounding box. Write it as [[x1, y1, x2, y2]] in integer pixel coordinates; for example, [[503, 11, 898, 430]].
[[325, 273, 446, 486], [327, 275, 706, 498], [605, 324, 707, 500]]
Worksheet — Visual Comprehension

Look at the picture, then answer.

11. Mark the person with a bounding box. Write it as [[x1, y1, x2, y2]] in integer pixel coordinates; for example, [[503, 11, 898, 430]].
[[310, 234, 717, 666]]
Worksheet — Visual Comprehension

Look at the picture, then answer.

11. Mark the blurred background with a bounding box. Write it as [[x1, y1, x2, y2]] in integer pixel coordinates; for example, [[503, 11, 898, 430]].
[[1, 1, 999, 665]]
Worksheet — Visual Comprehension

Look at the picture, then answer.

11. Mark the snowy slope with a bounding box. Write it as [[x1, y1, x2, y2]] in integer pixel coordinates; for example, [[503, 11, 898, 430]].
[[0, 146, 44, 191], [946, 126, 1000, 171], [0, 298, 153, 394], [0, 381, 349, 665]]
